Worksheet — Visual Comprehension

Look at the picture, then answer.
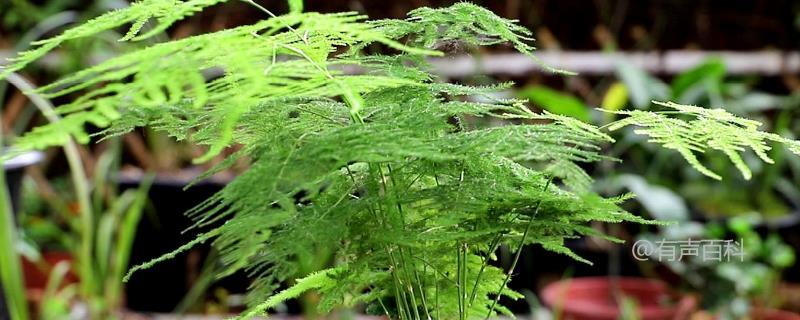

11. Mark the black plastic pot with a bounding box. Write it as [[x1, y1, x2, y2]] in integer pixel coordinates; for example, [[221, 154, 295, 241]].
[[4, 152, 43, 214], [118, 172, 254, 313], [117, 171, 328, 314], [0, 151, 44, 320]]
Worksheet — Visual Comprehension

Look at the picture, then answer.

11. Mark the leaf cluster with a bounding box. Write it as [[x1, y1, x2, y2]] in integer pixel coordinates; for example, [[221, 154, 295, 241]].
[[606, 101, 800, 180]]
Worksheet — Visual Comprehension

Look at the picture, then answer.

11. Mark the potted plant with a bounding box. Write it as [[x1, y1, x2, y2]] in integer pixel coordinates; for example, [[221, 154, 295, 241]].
[[637, 215, 795, 318], [2, 72, 153, 318], [16, 146, 152, 319], [540, 276, 697, 320], [540, 215, 798, 320], [3, 1, 800, 319]]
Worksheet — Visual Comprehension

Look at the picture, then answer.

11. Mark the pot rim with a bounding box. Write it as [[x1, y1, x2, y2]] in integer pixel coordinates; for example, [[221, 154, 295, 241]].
[[3, 150, 44, 171], [540, 276, 676, 320]]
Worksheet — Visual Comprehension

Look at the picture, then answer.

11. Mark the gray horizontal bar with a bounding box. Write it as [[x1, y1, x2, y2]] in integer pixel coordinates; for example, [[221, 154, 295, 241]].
[[428, 51, 800, 77], [3, 50, 797, 77]]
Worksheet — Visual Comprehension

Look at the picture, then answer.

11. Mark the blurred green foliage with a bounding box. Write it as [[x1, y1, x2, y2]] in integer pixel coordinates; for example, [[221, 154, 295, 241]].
[[605, 58, 800, 219], [640, 214, 795, 318]]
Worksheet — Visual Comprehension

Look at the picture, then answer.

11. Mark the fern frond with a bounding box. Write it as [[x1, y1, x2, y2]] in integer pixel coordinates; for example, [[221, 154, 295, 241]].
[[237, 267, 342, 319], [0, 0, 226, 78], [372, 2, 572, 75], [6, 10, 447, 163], [545, 159, 593, 193], [606, 101, 800, 180], [123, 228, 220, 282]]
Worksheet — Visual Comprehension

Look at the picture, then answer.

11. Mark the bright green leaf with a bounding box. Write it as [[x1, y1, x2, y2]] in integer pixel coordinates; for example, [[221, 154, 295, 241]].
[[518, 85, 590, 122], [671, 57, 725, 101]]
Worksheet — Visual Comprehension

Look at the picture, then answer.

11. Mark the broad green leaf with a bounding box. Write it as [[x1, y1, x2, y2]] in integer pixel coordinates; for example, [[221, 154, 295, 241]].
[[518, 85, 590, 122], [671, 57, 725, 101]]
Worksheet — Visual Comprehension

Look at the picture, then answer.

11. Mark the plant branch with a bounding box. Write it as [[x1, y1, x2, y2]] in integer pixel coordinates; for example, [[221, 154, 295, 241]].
[[485, 178, 553, 319]]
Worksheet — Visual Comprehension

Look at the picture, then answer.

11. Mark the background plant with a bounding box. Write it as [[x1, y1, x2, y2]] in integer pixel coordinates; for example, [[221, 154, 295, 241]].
[[0, 115, 29, 320], [3, 1, 800, 319], [603, 59, 800, 219], [2, 72, 153, 319], [20, 146, 152, 319], [638, 214, 795, 319]]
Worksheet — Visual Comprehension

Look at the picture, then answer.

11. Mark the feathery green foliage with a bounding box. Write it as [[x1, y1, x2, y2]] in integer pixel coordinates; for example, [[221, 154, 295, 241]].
[[0, 0, 227, 78], [606, 101, 800, 180], [3, 1, 798, 319]]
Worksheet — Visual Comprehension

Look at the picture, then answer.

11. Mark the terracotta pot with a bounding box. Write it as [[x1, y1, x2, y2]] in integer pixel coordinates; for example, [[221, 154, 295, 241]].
[[750, 309, 800, 320], [541, 277, 696, 320], [690, 309, 800, 320], [22, 252, 77, 300]]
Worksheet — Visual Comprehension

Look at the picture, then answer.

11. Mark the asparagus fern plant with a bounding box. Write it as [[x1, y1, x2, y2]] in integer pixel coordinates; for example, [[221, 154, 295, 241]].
[[3, 0, 799, 319]]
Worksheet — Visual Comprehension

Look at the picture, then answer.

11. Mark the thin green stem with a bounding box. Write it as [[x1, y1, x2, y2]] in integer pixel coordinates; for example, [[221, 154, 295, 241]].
[[374, 289, 392, 318], [459, 243, 468, 320], [377, 164, 419, 320], [469, 233, 502, 306], [386, 165, 430, 320], [348, 167, 411, 320], [414, 257, 432, 320], [240, 0, 308, 45], [0, 106, 29, 320], [435, 269, 440, 320], [456, 244, 464, 320], [398, 248, 421, 320], [485, 178, 552, 319], [389, 248, 412, 320], [6, 73, 95, 311]]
